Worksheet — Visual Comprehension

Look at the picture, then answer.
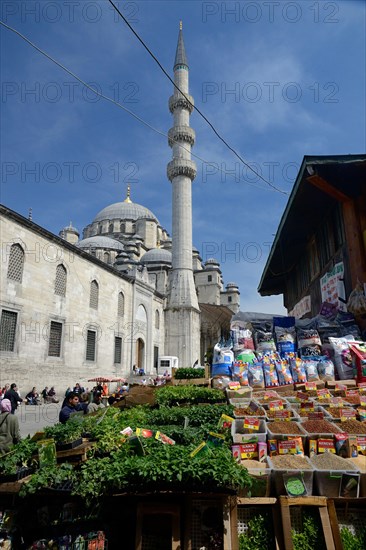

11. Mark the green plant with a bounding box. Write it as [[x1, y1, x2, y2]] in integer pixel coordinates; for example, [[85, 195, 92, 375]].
[[238, 513, 274, 549], [155, 386, 226, 407], [174, 367, 205, 379], [291, 513, 320, 550], [341, 526, 366, 550], [44, 419, 83, 445], [20, 463, 75, 496], [0, 437, 38, 475]]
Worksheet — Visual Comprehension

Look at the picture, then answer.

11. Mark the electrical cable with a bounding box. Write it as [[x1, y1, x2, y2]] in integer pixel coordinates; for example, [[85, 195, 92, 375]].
[[0, 19, 287, 194], [107, 0, 288, 195]]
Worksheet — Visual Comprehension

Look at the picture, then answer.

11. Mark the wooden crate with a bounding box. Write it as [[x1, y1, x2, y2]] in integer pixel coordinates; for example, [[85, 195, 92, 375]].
[[327, 497, 366, 550], [279, 496, 335, 550], [236, 497, 281, 550]]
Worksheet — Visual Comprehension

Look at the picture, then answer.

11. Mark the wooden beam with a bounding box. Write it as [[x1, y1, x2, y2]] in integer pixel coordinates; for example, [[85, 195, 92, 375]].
[[306, 175, 351, 203]]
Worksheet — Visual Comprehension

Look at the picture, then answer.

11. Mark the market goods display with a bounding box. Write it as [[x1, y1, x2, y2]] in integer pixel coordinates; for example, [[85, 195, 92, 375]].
[[310, 453, 359, 470], [338, 419, 366, 434], [270, 455, 312, 469], [233, 404, 266, 417], [301, 419, 341, 434], [266, 421, 304, 434]]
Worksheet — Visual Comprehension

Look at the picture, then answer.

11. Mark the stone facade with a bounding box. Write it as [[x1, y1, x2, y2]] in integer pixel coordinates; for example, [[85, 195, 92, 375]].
[[0, 207, 165, 391]]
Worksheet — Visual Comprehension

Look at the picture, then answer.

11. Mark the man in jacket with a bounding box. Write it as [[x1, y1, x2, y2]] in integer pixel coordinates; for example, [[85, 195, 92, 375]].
[[59, 392, 87, 424], [4, 383, 22, 414]]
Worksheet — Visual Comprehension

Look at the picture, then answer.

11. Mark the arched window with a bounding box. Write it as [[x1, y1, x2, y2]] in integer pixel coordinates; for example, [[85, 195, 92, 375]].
[[109, 223, 113, 234], [103, 252, 110, 264], [118, 292, 125, 316], [7, 244, 24, 283], [155, 310, 160, 329], [54, 264, 67, 296], [89, 280, 99, 309], [120, 222, 125, 233], [136, 304, 147, 323], [98, 224, 103, 235]]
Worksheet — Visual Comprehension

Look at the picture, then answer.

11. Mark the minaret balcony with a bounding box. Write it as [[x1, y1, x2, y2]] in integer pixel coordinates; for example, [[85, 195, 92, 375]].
[[168, 126, 196, 147], [167, 159, 197, 182], [169, 94, 194, 114]]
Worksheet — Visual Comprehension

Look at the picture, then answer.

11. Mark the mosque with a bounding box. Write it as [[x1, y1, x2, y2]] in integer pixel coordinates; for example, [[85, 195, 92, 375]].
[[0, 25, 239, 389]]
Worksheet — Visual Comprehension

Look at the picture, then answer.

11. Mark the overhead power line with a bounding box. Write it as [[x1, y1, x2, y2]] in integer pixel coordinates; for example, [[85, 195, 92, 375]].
[[107, 0, 288, 195], [0, 19, 287, 194]]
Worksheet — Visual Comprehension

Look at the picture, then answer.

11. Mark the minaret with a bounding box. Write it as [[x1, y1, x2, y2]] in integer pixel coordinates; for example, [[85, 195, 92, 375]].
[[165, 22, 201, 367]]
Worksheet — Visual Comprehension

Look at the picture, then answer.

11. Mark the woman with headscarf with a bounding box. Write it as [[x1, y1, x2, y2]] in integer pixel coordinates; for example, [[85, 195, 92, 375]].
[[0, 399, 21, 455]]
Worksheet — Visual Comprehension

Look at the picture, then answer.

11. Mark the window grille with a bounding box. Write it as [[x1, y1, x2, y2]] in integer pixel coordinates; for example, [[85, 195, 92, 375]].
[[114, 336, 122, 364], [118, 292, 124, 316], [54, 264, 67, 296], [90, 280, 99, 309], [86, 330, 96, 361], [7, 244, 24, 282], [48, 321, 62, 357], [208, 275, 212, 282], [0, 310, 17, 351]]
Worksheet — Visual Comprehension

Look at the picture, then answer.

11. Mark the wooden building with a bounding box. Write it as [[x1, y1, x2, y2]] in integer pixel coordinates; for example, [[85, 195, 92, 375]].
[[258, 155, 366, 318]]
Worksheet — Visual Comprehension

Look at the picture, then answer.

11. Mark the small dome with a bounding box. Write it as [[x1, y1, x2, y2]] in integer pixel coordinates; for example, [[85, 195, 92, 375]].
[[93, 202, 159, 224], [204, 258, 220, 270], [75, 236, 124, 251], [140, 248, 172, 265], [226, 282, 239, 289], [62, 222, 79, 235]]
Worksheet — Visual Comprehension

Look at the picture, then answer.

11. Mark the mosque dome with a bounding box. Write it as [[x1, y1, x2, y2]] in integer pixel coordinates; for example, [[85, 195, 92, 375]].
[[93, 202, 158, 224], [75, 236, 124, 251], [140, 248, 172, 265]]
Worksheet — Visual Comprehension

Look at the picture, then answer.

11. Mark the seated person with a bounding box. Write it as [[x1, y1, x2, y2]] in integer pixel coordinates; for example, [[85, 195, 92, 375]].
[[41, 387, 49, 403], [47, 387, 59, 403], [87, 393, 105, 414], [59, 392, 87, 424], [25, 387, 39, 405]]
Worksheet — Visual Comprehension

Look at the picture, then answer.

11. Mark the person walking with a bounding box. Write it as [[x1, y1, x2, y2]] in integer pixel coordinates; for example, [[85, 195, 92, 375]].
[[0, 399, 21, 455], [4, 383, 22, 414]]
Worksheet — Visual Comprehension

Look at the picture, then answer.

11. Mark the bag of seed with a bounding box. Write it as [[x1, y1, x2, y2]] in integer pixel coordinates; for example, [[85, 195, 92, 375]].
[[303, 359, 320, 381], [254, 330, 276, 353], [248, 362, 265, 388], [297, 328, 322, 357], [262, 358, 279, 387], [329, 335, 356, 380], [316, 357, 335, 381], [274, 319, 296, 356], [275, 359, 293, 385], [290, 357, 307, 384]]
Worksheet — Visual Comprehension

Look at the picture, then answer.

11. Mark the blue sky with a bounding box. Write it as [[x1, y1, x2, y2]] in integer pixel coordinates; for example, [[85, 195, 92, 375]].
[[1, 0, 365, 314]]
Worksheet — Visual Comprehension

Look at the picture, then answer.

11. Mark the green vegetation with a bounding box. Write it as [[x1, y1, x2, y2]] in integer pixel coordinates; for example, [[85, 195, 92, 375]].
[[340, 526, 366, 550], [174, 367, 205, 379], [13, 389, 250, 504], [238, 514, 275, 549]]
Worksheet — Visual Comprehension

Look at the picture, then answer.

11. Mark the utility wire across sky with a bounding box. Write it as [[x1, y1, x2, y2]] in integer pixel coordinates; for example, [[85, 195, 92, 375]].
[[1, 18, 289, 195]]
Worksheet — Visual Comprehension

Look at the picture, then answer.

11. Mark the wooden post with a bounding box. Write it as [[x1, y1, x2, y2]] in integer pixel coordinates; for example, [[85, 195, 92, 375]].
[[279, 496, 335, 550]]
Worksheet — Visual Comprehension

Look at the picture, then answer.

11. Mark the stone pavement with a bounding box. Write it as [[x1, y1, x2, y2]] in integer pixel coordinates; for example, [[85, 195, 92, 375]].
[[17, 402, 62, 439]]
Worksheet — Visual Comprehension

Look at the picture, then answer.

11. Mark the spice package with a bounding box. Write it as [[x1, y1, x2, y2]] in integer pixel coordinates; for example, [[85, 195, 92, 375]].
[[268, 439, 278, 457], [318, 439, 336, 453]]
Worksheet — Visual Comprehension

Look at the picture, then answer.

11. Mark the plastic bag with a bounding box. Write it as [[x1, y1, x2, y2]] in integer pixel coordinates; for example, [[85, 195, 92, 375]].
[[248, 362, 265, 388], [347, 282, 366, 315]]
